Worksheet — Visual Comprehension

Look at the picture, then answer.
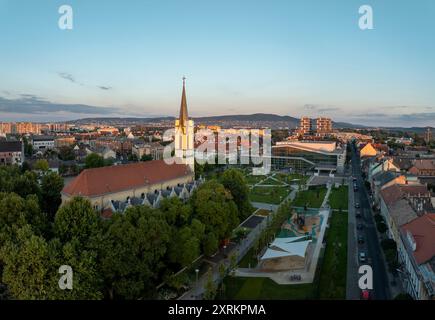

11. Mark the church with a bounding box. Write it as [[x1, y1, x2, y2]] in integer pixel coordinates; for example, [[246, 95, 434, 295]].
[[61, 79, 198, 216]]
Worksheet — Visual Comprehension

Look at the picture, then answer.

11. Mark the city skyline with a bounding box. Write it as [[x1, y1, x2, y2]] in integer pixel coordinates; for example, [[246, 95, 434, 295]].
[[1, 0, 435, 126]]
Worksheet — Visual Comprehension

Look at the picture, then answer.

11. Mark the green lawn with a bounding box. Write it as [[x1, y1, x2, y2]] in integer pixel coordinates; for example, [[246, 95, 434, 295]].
[[245, 174, 267, 185], [293, 186, 327, 208], [317, 211, 348, 299], [257, 177, 285, 186], [249, 186, 291, 204], [221, 277, 316, 300], [328, 185, 349, 210], [238, 247, 258, 268]]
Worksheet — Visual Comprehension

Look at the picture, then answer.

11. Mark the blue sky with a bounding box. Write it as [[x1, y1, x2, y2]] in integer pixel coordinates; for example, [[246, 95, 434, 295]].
[[0, 0, 434, 126]]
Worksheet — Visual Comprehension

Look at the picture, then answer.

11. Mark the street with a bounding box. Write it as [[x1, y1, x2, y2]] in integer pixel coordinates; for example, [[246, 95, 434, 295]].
[[348, 143, 390, 300]]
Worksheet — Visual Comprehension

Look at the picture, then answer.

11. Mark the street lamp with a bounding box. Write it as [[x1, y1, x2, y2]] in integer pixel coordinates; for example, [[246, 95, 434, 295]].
[[195, 269, 199, 287], [223, 245, 227, 258]]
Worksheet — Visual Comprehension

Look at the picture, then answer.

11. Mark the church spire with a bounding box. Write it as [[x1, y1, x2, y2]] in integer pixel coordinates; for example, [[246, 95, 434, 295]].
[[179, 77, 188, 132]]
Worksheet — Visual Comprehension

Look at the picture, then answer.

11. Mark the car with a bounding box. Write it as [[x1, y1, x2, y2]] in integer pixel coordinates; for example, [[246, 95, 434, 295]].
[[355, 202, 360, 208], [356, 211, 362, 218], [361, 289, 371, 300], [358, 236, 365, 244], [357, 223, 363, 230], [359, 252, 367, 263]]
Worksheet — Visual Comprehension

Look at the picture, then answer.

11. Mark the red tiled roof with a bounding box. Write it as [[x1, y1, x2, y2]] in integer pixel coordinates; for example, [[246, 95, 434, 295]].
[[401, 214, 435, 264], [62, 160, 192, 197], [380, 184, 430, 207], [411, 159, 435, 170], [380, 184, 404, 206]]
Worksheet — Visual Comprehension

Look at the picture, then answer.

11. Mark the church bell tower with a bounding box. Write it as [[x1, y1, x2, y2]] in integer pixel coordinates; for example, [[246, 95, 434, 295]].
[[174, 77, 195, 173]]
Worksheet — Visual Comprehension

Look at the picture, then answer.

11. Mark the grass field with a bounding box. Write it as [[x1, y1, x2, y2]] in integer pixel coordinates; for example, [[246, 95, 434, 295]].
[[249, 186, 291, 204], [292, 186, 327, 208], [317, 211, 348, 299], [328, 185, 349, 210], [238, 247, 258, 268], [257, 177, 286, 186], [245, 174, 267, 185], [221, 277, 316, 299]]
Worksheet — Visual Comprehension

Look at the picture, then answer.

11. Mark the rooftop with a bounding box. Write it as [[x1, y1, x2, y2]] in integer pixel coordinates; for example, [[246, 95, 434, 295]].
[[62, 160, 192, 197], [0, 141, 22, 152], [401, 214, 435, 265]]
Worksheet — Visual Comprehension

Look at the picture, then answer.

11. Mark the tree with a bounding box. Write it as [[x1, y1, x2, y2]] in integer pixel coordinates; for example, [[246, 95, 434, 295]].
[[377, 221, 388, 234], [12, 171, 41, 199], [58, 145, 75, 161], [192, 180, 239, 241], [203, 269, 217, 300], [159, 197, 191, 227], [20, 161, 31, 173], [54, 197, 100, 245], [220, 169, 253, 220], [33, 159, 49, 172], [0, 225, 103, 300], [48, 238, 103, 299], [85, 153, 105, 169], [41, 172, 64, 219], [0, 225, 54, 299], [0, 193, 48, 241], [203, 232, 218, 256], [167, 226, 200, 267], [99, 206, 170, 299]]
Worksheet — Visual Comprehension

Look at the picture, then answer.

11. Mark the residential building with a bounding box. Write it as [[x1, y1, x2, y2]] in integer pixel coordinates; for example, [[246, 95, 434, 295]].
[[299, 116, 312, 136], [32, 135, 55, 151], [398, 214, 435, 300], [315, 117, 332, 136], [360, 143, 377, 157], [409, 159, 435, 177], [0, 141, 24, 166], [380, 183, 433, 241]]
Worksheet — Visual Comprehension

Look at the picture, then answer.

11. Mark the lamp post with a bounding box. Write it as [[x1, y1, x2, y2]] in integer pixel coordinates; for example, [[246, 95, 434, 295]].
[[195, 269, 199, 287], [223, 245, 227, 258]]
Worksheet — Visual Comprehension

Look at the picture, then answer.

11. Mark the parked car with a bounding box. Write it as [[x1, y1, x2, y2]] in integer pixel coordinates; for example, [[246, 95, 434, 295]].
[[359, 252, 367, 263], [358, 236, 365, 244], [357, 223, 363, 230], [356, 211, 362, 218], [361, 289, 371, 300], [355, 202, 360, 208]]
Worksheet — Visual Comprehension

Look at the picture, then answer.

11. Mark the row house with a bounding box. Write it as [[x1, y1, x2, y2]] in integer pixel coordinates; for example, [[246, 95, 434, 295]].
[[398, 214, 435, 300], [409, 159, 435, 177], [380, 183, 433, 242]]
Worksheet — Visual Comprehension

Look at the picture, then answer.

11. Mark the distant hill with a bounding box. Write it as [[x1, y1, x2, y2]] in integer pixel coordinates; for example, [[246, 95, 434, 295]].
[[67, 113, 365, 129]]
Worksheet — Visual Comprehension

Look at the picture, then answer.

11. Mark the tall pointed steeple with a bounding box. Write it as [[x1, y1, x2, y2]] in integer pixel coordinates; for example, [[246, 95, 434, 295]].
[[179, 77, 188, 133], [174, 76, 195, 173]]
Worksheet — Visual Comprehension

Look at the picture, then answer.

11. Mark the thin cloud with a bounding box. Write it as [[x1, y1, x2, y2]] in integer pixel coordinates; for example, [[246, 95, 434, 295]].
[[58, 72, 82, 85], [98, 86, 112, 90], [0, 94, 119, 115], [58, 72, 111, 91]]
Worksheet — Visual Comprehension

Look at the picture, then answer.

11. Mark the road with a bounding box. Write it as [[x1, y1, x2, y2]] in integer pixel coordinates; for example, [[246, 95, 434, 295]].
[[349, 143, 390, 300]]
